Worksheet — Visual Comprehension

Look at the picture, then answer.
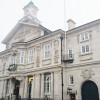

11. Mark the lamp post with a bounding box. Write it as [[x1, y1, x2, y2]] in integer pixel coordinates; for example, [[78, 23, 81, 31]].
[[60, 35, 64, 100], [28, 77, 33, 100]]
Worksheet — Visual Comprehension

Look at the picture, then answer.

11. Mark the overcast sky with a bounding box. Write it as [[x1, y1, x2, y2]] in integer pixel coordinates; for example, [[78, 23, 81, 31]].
[[0, 0, 100, 52]]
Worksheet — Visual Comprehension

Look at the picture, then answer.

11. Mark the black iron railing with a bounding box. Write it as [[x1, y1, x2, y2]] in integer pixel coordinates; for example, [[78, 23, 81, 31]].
[[63, 54, 74, 63], [8, 64, 17, 71]]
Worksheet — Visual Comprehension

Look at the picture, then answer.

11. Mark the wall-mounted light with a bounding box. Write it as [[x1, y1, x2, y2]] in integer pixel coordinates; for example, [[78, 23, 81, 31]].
[[67, 87, 77, 95]]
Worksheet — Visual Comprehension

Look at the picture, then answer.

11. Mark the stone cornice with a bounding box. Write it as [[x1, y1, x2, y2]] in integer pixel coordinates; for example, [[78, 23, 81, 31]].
[[65, 60, 100, 68], [67, 19, 100, 35]]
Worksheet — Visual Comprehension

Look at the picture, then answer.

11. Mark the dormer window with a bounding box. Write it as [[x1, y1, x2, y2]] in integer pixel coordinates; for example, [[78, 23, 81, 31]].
[[80, 32, 89, 42]]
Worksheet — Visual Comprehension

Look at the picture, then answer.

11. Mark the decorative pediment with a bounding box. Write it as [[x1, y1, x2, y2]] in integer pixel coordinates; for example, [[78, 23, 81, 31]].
[[19, 15, 40, 26], [2, 15, 41, 44]]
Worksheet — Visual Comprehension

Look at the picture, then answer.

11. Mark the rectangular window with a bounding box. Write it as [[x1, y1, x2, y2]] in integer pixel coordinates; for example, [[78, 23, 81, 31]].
[[80, 32, 89, 42], [68, 50, 73, 59], [28, 50, 34, 63], [8, 57, 12, 66], [20, 51, 25, 64], [6, 80, 10, 94], [69, 76, 74, 85], [13, 56, 16, 64], [81, 45, 90, 54], [44, 73, 51, 93], [44, 44, 50, 59]]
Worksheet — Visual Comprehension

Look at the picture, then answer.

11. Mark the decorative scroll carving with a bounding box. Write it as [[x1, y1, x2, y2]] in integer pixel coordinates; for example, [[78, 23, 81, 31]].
[[81, 68, 95, 79], [54, 39, 59, 63], [36, 46, 41, 67]]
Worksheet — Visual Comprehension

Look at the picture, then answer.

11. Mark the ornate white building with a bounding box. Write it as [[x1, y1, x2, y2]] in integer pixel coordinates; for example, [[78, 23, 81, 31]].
[[0, 1, 100, 100]]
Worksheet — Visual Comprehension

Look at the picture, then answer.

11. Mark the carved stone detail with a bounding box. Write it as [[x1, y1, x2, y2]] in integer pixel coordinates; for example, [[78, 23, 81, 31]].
[[36, 46, 41, 67], [54, 39, 59, 63], [81, 68, 95, 79], [16, 76, 24, 81]]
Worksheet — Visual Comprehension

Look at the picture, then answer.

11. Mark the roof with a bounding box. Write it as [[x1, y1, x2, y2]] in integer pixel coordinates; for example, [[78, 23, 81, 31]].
[[67, 19, 100, 33], [23, 1, 38, 10], [1, 15, 52, 44]]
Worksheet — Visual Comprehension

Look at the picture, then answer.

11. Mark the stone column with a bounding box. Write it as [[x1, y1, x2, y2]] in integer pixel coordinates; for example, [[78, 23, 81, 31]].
[[51, 72, 54, 98], [3, 80, 6, 98], [24, 76, 28, 98], [41, 74, 44, 98], [19, 79, 24, 98], [39, 74, 41, 98], [1, 80, 4, 98], [31, 75, 34, 98]]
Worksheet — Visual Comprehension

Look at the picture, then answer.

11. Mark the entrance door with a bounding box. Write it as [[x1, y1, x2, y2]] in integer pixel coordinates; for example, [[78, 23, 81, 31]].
[[14, 80, 20, 99], [70, 93, 76, 100], [81, 80, 99, 100]]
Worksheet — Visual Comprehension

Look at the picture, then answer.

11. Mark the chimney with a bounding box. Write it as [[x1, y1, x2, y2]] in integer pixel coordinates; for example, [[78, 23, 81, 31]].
[[67, 19, 76, 30]]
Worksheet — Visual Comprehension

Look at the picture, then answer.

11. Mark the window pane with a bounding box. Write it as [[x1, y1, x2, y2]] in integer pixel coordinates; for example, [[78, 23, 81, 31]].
[[70, 76, 74, 84], [85, 33, 89, 40], [82, 46, 85, 53], [81, 33, 84, 41], [44, 73, 51, 93], [86, 45, 89, 52]]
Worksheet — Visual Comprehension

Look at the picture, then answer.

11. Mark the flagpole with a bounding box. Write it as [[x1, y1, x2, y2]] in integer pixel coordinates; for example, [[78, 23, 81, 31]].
[[64, 0, 67, 55]]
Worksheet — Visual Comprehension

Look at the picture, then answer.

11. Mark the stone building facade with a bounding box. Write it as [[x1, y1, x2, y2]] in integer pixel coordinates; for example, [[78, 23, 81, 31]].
[[0, 1, 100, 100]]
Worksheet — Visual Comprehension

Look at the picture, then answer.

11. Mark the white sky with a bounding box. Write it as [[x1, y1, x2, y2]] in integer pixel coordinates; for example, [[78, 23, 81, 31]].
[[0, 0, 100, 52]]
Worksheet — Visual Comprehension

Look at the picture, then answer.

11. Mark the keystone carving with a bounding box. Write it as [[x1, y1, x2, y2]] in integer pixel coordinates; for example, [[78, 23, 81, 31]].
[[81, 68, 95, 79]]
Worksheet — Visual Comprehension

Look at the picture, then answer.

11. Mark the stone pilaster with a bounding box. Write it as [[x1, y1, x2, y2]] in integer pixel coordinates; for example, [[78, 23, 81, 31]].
[[41, 74, 44, 98], [1, 80, 4, 98], [24, 76, 28, 98], [3, 80, 6, 98], [51, 72, 54, 98]]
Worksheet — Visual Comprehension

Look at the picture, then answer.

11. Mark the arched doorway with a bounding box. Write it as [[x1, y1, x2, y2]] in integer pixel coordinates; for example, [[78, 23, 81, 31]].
[[81, 80, 99, 100]]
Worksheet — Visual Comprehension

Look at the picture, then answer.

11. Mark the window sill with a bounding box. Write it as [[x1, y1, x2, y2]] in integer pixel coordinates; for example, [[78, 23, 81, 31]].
[[43, 58, 51, 61], [79, 52, 93, 56], [69, 84, 74, 86], [80, 39, 89, 43], [44, 93, 51, 96], [27, 62, 34, 65]]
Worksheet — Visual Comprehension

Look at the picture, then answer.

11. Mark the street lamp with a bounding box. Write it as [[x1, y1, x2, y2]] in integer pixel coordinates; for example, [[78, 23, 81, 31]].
[[60, 35, 64, 100]]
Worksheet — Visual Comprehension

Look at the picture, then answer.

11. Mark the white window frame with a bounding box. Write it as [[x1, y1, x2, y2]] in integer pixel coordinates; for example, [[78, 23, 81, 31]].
[[28, 50, 34, 63], [44, 73, 51, 94], [20, 51, 25, 64], [69, 75, 74, 85], [68, 49, 73, 59], [44, 44, 50, 59], [81, 45, 90, 54], [80, 32, 89, 42]]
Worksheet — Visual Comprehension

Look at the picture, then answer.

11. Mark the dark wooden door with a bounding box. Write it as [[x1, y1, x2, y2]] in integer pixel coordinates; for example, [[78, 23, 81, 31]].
[[70, 93, 76, 100], [82, 81, 99, 100]]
